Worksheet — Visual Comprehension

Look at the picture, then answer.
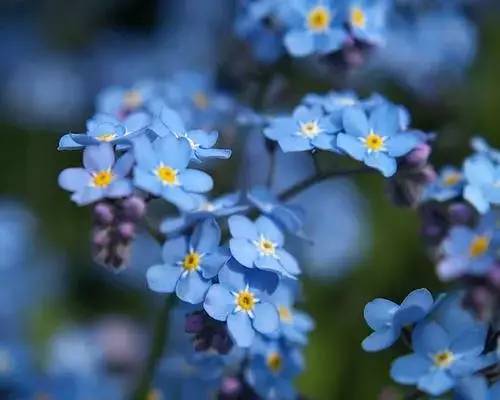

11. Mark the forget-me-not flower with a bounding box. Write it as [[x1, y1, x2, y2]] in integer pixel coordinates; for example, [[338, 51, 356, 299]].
[[132, 135, 213, 211], [337, 104, 420, 177], [463, 154, 500, 213], [362, 288, 433, 352], [203, 259, 279, 347], [58, 144, 133, 206], [347, 0, 388, 45], [146, 219, 229, 304], [422, 166, 464, 202], [228, 215, 301, 278]]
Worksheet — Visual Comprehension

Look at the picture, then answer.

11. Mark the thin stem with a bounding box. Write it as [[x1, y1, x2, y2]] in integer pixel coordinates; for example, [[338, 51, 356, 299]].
[[278, 166, 374, 201], [132, 295, 175, 400]]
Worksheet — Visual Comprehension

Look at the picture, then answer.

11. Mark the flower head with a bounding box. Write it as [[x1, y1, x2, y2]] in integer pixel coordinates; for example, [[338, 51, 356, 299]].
[[463, 153, 500, 214]]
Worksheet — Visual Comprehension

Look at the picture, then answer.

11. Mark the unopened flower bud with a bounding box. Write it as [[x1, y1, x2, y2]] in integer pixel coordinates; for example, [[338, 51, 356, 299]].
[[448, 203, 474, 225], [94, 203, 114, 225], [122, 196, 146, 221], [404, 143, 432, 168], [117, 222, 135, 240]]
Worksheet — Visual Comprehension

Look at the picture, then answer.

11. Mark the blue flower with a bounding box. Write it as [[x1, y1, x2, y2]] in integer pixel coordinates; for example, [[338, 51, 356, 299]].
[[247, 186, 305, 236], [454, 376, 500, 400], [362, 288, 433, 352], [284, 0, 348, 57], [390, 321, 494, 396], [264, 105, 340, 152], [160, 192, 247, 235], [151, 107, 231, 161], [228, 215, 301, 278], [337, 104, 420, 177], [245, 336, 303, 400], [471, 136, 500, 164], [422, 166, 464, 202], [347, 0, 388, 45], [463, 154, 500, 213], [58, 112, 150, 150], [146, 218, 229, 304], [268, 278, 314, 345], [302, 90, 360, 113], [58, 143, 133, 206], [203, 259, 279, 347], [437, 212, 499, 280], [132, 135, 213, 211]]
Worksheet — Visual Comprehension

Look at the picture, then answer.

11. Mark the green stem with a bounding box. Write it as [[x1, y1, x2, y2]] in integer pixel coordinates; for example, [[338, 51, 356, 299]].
[[132, 295, 175, 400]]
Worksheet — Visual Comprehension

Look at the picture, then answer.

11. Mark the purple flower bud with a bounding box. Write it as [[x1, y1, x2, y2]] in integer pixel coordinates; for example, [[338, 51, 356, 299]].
[[487, 263, 500, 288], [404, 143, 432, 168], [121, 196, 146, 221], [448, 203, 474, 225], [212, 331, 232, 355], [219, 377, 242, 397], [94, 203, 114, 225], [92, 228, 110, 247], [117, 222, 135, 240], [185, 312, 205, 334]]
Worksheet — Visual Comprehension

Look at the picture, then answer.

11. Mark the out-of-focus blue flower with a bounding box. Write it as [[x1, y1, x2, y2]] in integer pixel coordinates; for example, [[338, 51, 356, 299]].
[[463, 154, 500, 213], [132, 135, 213, 211], [422, 166, 464, 202], [228, 215, 301, 278], [284, 0, 348, 57], [337, 104, 420, 177], [390, 321, 494, 396], [454, 376, 500, 400], [58, 144, 134, 206], [58, 112, 150, 150], [268, 278, 314, 345], [203, 260, 279, 347], [362, 288, 433, 352], [152, 107, 231, 161], [347, 0, 387, 45], [247, 186, 305, 236], [437, 212, 499, 281], [245, 336, 304, 400], [264, 105, 340, 152], [302, 90, 359, 113], [471, 137, 500, 164], [147, 219, 229, 304], [160, 193, 247, 235]]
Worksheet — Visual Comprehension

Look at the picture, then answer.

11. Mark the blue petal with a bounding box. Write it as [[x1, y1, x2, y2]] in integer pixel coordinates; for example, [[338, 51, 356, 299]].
[[362, 327, 398, 352], [228, 215, 258, 240], [255, 216, 284, 246], [278, 136, 313, 152], [255, 255, 292, 277], [369, 105, 399, 137], [162, 236, 188, 264], [390, 354, 431, 384], [58, 134, 82, 150], [450, 327, 487, 357], [276, 249, 301, 276], [412, 322, 450, 356], [464, 156, 495, 186], [363, 298, 398, 331], [227, 312, 255, 347], [162, 187, 199, 211], [179, 169, 213, 193], [218, 259, 247, 292], [106, 179, 133, 198], [159, 107, 186, 134], [342, 106, 369, 137], [203, 284, 234, 321], [315, 29, 346, 53], [253, 302, 279, 335], [133, 168, 162, 196], [337, 133, 365, 161], [417, 370, 455, 396], [154, 135, 192, 170], [146, 264, 182, 293], [229, 238, 259, 268], [188, 130, 218, 148], [464, 185, 490, 214], [311, 133, 335, 150], [201, 250, 230, 279], [196, 148, 232, 160], [175, 271, 212, 304], [58, 168, 90, 192], [190, 218, 221, 253], [132, 136, 157, 170], [83, 143, 115, 172], [113, 152, 135, 177], [284, 30, 314, 57], [364, 152, 397, 177], [71, 187, 105, 205], [386, 134, 419, 157]]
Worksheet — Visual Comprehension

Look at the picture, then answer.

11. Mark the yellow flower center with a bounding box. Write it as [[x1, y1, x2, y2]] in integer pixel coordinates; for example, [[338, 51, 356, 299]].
[[193, 91, 209, 109], [155, 164, 179, 186], [182, 251, 201, 272], [278, 305, 293, 323], [350, 7, 366, 28], [469, 235, 490, 258], [299, 121, 321, 138], [266, 352, 283, 373], [91, 169, 114, 188], [123, 90, 143, 110], [307, 6, 331, 32], [363, 132, 385, 152], [256, 236, 277, 257], [433, 350, 455, 368], [236, 290, 257, 312], [147, 389, 162, 400], [96, 133, 117, 142], [443, 173, 461, 186]]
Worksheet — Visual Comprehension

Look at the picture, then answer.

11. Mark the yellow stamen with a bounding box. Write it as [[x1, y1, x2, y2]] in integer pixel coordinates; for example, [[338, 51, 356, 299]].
[[123, 90, 143, 110], [443, 173, 461, 186], [299, 121, 321, 138], [278, 305, 293, 323], [91, 169, 114, 188], [266, 352, 283, 373], [433, 351, 455, 368], [307, 6, 331, 33], [469, 235, 490, 258], [182, 251, 201, 272], [193, 91, 209, 109], [236, 290, 256, 312], [155, 164, 179, 186], [350, 7, 366, 29], [96, 133, 117, 142], [147, 389, 162, 400], [256, 237, 277, 256], [363, 131, 385, 152]]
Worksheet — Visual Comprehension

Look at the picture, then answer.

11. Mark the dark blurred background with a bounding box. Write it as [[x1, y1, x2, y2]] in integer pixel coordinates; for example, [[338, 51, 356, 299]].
[[0, 1, 499, 398]]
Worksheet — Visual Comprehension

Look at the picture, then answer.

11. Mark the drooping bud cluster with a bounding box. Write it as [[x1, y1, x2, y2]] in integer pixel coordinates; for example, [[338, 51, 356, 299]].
[[185, 311, 233, 355], [92, 196, 146, 270]]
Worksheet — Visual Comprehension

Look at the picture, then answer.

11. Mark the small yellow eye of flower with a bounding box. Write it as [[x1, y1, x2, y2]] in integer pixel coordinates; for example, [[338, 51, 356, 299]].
[[236, 290, 257, 312], [193, 91, 209, 109], [433, 350, 455, 368], [299, 121, 321, 138], [97, 133, 117, 142], [363, 132, 385, 152], [350, 7, 366, 28], [155, 164, 179, 185], [469, 235, 490, 258], [266, 352, 283, 373], [278, 305, 293, 323], [147, 389, 162, 400], [307, 6, 331, 32], [443, 173, 461, 186], [182, 251, 201, 272], [123, 90, 143, 109], [255, 236, 277, 256], [91, 170, 114, 188]]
